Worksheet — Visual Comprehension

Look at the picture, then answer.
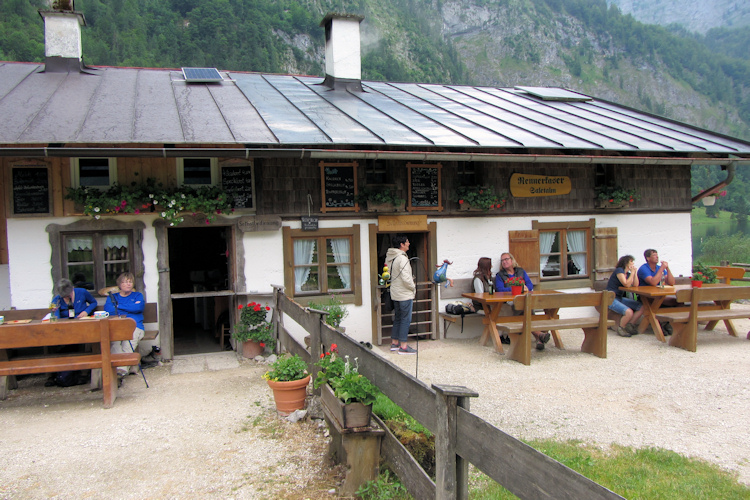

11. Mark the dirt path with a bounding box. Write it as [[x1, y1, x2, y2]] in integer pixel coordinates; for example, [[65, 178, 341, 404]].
[[1, 312, 749, 498]]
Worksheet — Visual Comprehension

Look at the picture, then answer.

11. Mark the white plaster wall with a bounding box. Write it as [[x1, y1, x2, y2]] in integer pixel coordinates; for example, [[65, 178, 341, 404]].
[[7, 218, 57, 309], [0, 265, 11, 310]]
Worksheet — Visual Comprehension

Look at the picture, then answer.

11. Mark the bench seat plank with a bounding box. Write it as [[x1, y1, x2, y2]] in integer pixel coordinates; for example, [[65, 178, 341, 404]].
[[498, 318, 615, 335], [655, 310, 750, 323], [0, 353, 140, 376]]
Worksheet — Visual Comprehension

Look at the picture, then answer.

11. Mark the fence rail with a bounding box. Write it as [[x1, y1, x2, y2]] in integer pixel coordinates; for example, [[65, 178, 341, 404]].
[[271, 286, 623, 500]]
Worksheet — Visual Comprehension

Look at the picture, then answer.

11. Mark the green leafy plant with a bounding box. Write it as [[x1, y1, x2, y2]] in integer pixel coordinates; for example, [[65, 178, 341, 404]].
[[232, 301, 275, 350], [314, 344, 380, 405], [65, 178, 234, 226], [595, 185, 639, 204], [452, 185, 507, 211], [263, 354, 308, 382], [307, 295, 349, 328], [355, 186, 405, 206], [692, 263, 718, 284], [506, 276, 525, 286]]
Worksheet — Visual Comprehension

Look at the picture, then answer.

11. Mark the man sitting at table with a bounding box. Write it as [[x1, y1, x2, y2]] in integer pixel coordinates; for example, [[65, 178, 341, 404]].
[[51, 278, 97, 319], [637, 248, 676, 334], [104, 272, 145, 377]]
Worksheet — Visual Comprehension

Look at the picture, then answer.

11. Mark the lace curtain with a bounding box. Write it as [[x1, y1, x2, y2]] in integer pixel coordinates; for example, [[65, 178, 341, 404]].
[[293, 239, 316, 293], [567, 230, 586, 275], [329, 238, 351, 290], [539, 231, 557, 273]]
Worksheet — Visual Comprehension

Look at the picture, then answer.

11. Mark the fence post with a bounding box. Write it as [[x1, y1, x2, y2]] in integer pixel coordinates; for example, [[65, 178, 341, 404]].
[[433, 384, 478, 500], [271, 285, 284, 355], [308, 308, 327, 396]]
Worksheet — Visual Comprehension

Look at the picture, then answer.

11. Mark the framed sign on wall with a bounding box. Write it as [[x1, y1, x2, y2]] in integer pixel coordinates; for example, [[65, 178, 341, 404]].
[[407, 163, 442, 211], [320, 161, 359, 213], [7, 162, 52, 216]]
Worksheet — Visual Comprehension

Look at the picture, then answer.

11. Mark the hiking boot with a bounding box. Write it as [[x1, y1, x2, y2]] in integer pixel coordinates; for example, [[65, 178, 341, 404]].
[[500, 335, 511, 345], [540, 332, 551, 344], [661, 322, 673, 336], [617, 326, 631, 337], [625, 323, 639, 336], [117, 368, 128, 378], [536, 341, 545, 351], [398, 345, 417, 355], [390, 343, 400, 351]]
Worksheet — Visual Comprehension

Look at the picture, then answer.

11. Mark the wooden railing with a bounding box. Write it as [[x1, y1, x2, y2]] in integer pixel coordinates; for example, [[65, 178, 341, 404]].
[[270, 286, 623, 500]]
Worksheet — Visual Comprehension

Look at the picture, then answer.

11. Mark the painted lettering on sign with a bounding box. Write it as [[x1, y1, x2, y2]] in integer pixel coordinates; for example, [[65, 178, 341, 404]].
[[510, 173, 571, 197]]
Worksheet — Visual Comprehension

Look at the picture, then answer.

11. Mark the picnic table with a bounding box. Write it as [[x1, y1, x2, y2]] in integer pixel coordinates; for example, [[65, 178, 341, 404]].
[[618, 284, 729, 342], [462, 291, 564, 354]]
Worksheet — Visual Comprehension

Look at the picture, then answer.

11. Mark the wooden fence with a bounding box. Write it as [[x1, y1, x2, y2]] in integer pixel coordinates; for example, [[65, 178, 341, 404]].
[[270, 286, 623, 500]]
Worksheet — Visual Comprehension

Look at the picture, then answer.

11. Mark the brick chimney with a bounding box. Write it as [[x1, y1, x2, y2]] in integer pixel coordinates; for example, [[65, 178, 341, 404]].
[[38, 0, 94, 73], [320, 13, 364, 91]]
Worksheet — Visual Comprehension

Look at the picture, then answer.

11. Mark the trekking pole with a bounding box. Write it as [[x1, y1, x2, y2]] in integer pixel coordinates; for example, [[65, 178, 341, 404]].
[[129, 340, 149, 388]]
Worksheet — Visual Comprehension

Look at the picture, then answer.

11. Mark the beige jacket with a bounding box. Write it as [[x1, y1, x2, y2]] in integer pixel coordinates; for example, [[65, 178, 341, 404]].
[[385, 248, 416, 301]]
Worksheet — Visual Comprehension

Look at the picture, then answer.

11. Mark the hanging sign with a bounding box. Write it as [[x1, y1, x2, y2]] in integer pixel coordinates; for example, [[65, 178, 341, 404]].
[[301, 216, 319, 231], [510, 173, 571, 197]]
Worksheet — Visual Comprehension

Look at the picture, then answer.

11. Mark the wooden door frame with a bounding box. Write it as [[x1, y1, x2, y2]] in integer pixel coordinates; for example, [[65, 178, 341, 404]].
[[155, 214, 245, 359], [368, 222, 437, 345]]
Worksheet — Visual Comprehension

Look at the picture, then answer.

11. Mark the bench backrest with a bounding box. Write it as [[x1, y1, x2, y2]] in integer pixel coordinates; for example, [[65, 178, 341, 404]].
[[710, 266, 746, 284], [512, 291, 614, 312], [0, 317, 137, 350], [439, 278, 475, 300], [1, 303, 157, 323], [674, 286, 750, 304]]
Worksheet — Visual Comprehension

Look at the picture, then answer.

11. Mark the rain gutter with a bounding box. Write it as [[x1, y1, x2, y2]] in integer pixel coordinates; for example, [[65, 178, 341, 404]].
[[1, 147, 749, 166]]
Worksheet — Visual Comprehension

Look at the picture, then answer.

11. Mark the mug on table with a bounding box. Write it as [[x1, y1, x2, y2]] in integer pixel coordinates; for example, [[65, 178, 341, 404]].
[[93, 311, 110, 319]]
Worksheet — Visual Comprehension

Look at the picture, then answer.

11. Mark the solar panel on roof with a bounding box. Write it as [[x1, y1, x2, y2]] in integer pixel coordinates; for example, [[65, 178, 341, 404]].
[[182, 67, 223, 83], [514, 86, 592, 102]]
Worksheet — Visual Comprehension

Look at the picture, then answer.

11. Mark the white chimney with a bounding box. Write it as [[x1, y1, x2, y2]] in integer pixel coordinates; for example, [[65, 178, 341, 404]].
[[39, 1, 90, 73], [321, 13, 364, 91]]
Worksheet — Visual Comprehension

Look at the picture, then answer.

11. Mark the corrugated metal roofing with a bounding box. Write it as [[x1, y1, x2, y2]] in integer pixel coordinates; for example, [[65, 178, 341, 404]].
[[1, 62, 749, 156]]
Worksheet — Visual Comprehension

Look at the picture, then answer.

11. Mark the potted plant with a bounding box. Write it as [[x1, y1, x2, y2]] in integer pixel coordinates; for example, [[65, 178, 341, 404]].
[[506, 276, 525, 296], [232, 302, 275, 357], [691, 263, 718, 287], [355, 187, 405, 212], [263, 353, 310, 415], [594, 185, 638, 209], [451, 185, 507, 211], [314, 344, 379, 428], [307, 295, 349, 330], [701, 190, 726, 206]]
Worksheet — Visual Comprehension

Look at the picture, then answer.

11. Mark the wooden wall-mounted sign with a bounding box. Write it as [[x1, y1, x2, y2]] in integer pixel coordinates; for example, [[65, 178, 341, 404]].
[[320, 161, 359, 213], [237, 215, 282, 232], [510, 173, 571, 197], [407, 163, 442, 211], [8, 162, 52, 216], [220, 160, 255, 209]]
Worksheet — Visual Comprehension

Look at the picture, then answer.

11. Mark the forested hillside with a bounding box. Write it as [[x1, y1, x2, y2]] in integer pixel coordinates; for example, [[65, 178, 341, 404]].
[[1, 0, 749, 145]]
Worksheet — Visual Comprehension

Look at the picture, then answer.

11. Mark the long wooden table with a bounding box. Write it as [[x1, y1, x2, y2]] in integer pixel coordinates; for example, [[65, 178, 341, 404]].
[[462, 291, 564, 354], [618, 284, 729, 342]]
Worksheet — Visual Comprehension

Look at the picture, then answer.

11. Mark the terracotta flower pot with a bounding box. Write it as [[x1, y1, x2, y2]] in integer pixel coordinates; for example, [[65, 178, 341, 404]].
[[691, 280, 703, 288], [267, 375, 311, 415], [511, 285, 524, 296], [241, 340, 264, 358]]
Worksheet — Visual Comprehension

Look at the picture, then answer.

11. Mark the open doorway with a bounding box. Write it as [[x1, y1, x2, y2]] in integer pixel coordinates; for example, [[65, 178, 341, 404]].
[[374, 231, 436, 344], [168, 226, 231, 355]]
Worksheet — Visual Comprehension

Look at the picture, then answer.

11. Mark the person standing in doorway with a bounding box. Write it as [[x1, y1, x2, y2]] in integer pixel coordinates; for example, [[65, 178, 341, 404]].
[[386, 234, 417, 355]]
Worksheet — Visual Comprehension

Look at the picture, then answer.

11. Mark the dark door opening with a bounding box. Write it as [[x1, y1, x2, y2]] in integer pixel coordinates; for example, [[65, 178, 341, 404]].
[[168, 226, 231, 355]]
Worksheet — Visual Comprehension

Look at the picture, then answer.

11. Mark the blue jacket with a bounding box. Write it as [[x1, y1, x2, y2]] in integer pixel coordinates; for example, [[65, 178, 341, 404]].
[[494, 267, 534, 293], [52, 288, 97, 318], [104, 291, 145, 330]]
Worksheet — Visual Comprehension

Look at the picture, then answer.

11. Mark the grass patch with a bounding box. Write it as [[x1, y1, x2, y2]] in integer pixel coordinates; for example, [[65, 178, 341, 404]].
[[468, 440, 750, 499]]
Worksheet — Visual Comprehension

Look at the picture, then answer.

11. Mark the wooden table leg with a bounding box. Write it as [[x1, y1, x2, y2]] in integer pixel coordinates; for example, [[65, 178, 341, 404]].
[[479, 304, 504, 354], [639, 297, 666, 342], [545, 308, 565, 350]]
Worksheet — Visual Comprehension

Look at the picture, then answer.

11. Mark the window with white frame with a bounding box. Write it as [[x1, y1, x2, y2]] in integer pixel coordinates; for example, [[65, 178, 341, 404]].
[[282, 226, 361, 303], [72, 158, 117, 188], [178, 158, 218, 186]]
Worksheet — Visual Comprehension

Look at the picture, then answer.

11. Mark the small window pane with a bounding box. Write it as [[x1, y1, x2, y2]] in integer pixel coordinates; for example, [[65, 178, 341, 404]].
[[69, 267, 95, 290], [66, 235, 93, 263], [542, 255, 561, 277], [78, 158, 110, 187], [183, 158, 212, 185], [293, 239, 319, 293]]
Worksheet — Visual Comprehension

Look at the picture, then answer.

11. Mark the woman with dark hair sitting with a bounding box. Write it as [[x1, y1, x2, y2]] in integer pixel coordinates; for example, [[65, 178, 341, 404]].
[[606, 255, 644, 337]]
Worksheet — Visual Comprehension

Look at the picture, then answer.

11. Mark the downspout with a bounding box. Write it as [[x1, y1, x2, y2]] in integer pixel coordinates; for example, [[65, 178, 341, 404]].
[[691, 162, 735, 205]]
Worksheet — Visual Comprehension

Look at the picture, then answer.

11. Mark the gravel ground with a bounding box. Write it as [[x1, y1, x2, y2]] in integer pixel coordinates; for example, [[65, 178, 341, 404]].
[[1, 311, 749, 498]]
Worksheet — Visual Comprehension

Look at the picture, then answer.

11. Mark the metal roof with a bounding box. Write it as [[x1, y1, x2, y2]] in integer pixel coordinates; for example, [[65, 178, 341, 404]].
[[1, 62, 749, 157]]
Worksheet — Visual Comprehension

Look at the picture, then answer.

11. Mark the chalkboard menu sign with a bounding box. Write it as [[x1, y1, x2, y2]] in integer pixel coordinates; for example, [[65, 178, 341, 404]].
[[320, 161, 359, 213], [220, 162, 254, 209], [408, 163, 442, 211], [11, 164, 51, 215]]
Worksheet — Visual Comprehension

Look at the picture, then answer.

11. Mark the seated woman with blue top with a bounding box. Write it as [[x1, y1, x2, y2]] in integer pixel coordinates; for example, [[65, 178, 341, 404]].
[[51, 278, 97, 319], [606, 255, 644, 337], [104, 272, 145, 376], [494, 252, 550, 350]]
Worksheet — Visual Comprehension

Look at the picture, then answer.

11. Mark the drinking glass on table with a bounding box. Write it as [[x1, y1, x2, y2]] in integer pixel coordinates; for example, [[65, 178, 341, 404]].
[[49, 301, 58, 322]]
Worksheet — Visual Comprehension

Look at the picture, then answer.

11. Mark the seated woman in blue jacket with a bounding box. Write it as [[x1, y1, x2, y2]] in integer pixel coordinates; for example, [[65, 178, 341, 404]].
[[494, 252, 550, 351], [51, 278, 97, 319], [104, 272, 145, 376]]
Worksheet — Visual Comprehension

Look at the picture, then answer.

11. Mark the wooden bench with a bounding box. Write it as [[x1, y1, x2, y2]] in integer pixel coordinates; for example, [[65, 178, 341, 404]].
[[438, 278, 485, 337], [496, 291, 615, 365], [1, 303, 159, 341], [0, 317, 140, 407], [710, 266, 747, 285], [654, 286, 750, 352]]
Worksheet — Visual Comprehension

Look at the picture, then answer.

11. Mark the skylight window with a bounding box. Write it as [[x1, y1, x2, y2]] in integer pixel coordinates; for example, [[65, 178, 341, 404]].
[[515, 86, 592, 102]]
